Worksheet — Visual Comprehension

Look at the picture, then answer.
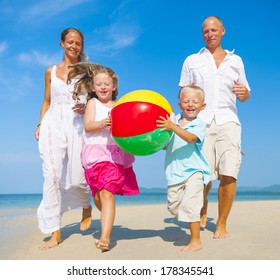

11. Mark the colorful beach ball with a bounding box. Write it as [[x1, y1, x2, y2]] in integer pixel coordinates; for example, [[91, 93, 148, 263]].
[[111, 89, 174, 156]]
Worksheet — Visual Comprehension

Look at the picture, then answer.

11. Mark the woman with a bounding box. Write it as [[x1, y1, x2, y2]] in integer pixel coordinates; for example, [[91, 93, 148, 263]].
[[35, 28, 92, 249]]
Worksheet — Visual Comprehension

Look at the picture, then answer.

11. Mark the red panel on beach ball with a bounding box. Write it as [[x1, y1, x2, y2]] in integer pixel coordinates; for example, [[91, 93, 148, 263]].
[[111, 101, 170, 137]]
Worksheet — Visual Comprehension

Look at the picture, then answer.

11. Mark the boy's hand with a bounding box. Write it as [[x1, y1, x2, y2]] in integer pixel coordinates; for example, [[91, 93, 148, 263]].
[[156, 115, 174, 131]]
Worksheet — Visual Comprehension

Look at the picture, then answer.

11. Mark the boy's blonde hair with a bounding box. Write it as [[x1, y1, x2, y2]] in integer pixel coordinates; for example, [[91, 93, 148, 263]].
[[178, 85, 205, 102]]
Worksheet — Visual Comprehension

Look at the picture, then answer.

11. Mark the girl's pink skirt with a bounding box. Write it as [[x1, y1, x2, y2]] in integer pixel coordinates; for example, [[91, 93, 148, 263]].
[[84, 161, 139, 197]]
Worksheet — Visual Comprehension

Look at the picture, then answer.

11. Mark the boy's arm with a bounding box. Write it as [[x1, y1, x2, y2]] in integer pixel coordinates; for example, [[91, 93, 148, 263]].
[[156, 115, 198, 144], [170, 123, 198, 143]]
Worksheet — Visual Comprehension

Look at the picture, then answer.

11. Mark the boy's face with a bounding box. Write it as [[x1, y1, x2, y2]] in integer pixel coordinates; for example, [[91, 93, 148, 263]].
[[178, 89, 206, 121]]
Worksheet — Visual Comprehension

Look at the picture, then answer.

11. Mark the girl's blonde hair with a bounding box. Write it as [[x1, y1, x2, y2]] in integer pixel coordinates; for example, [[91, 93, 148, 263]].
[[67, 63, 119, 101]]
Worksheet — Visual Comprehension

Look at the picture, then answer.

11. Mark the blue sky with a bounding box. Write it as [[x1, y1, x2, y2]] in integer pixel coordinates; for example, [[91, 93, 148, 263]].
[[0, 0, 279, 194]]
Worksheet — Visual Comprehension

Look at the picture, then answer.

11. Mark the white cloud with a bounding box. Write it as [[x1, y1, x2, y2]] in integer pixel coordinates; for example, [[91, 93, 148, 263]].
[[0, 50, 59, 102], [21, 0, 91, 21], [107, 22, 141, 49], [0, 42, 8, 54], [18, 51, 60, 67], [92, 21, 142, 54], [0, 72, 36, 101], [88, 1, 142, 55]]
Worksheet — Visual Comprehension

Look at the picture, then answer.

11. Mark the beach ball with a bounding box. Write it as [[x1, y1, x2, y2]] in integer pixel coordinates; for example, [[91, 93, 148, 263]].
[[111, 89, 173, 156]]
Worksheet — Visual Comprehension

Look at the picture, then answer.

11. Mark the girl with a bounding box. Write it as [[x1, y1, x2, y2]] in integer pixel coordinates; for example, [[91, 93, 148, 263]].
[[34, 28, 92, 249], [68, 63, 139, 252]]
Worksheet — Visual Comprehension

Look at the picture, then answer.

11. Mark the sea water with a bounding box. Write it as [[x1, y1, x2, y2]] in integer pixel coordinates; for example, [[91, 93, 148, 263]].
[[0, 189, 280, 212]]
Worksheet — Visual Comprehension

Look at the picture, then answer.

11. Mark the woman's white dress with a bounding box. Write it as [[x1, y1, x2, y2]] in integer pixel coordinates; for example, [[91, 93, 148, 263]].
[[37, 65, 90, 234]]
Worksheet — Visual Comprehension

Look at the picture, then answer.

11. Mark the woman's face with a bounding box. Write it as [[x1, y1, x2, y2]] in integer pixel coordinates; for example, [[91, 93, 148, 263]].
[[61, 31, 83, 62]]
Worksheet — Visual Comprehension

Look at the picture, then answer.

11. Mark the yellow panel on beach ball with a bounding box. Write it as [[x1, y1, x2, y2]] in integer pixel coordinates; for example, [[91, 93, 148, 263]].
[[113, 89, 173, 114]]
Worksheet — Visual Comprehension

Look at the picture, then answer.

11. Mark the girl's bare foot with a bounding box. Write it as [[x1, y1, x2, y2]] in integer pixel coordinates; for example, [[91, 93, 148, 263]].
[[40, 230, 62, 250], [80, 205, 92, 231]]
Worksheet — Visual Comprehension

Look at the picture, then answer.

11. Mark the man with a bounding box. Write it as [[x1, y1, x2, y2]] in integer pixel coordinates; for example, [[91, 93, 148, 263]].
[[179, 16, 250, 238]]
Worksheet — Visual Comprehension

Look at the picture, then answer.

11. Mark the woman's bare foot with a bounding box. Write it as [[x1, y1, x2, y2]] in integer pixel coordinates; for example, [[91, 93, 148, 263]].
[[94, 239, 110, 252], [80, 205, 92, 231], [40, 230, 62, 250], [180, 241, 202, 253]]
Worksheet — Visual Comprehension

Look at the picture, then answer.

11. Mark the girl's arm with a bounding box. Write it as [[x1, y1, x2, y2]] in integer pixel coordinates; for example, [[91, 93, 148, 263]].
[[84, 99, 111, 132]]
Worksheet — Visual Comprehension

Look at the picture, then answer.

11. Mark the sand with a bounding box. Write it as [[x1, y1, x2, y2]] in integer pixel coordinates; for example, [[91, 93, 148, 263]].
[[1, 200, 280, 261]]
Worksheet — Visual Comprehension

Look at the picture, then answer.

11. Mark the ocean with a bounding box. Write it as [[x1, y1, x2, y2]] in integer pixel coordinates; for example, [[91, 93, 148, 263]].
[[0, 188, 280, 212]]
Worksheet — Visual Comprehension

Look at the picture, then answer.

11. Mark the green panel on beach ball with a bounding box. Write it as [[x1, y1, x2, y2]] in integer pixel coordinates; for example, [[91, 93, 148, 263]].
[[113, 128, 173, 156]]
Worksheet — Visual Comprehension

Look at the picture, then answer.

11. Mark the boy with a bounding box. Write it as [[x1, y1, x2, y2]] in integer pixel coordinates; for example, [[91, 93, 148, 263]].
[[157, 85, 210, 252]]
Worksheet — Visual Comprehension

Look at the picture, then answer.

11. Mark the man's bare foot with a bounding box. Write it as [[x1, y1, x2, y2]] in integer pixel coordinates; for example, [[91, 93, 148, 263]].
[[80, 205, 92, 231], [180, 242, 202, 253], [40, 231, 62, 250], [94, 239, 110, 252], [213, 226, 230, 239]]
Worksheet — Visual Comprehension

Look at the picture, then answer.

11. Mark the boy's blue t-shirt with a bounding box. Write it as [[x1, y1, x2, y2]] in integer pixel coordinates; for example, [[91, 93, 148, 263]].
[[164, 113, 210, 187]]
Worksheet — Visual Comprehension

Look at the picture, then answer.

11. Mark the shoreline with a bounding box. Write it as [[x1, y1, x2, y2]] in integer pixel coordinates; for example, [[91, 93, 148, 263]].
[[1, 191, 280, 213], [1, 200, 280, 260]]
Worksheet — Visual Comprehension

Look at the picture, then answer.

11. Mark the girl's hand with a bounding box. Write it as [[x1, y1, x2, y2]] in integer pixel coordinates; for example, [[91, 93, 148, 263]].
[[101, 116, 111, 129]]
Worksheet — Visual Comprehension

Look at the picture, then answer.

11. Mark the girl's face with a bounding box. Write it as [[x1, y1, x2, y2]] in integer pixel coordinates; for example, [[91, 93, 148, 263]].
[[60, 31, 83, 62], [91, 73, 116, 102]]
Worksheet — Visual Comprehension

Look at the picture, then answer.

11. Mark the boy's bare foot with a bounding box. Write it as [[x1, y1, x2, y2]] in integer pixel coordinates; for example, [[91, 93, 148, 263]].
[[180, 242, 202, 253], [213, 225, 230, 239], [200, 199, 208, 228], [40, 231, 62, 250], [80, 205, 92, 231], [94, 239, 110, 252], [200, 214, 207, 228]]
